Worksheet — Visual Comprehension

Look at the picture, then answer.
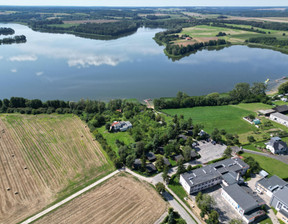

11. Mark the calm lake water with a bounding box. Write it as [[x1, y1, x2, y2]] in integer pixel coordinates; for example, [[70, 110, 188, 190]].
[[1, 23, 288, 101]]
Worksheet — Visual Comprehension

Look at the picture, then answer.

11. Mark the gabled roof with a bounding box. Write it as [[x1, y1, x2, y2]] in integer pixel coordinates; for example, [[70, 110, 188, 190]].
[[163, 157, 171, 166], [274, 186, 288, 205], [270, 112, 288, 122], [146, 152, 156, 161], [146, 163, 157, 173], [175, 154, 184, 162], [273, 105, 288, 113], [266, 138, 288, 151]]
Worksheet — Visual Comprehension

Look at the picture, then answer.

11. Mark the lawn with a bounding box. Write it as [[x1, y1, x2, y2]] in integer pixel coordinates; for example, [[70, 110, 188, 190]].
[[162, 104, 259, 135], [168, 175, 190, 207], [97, 126, 134, 154], [242, 152, 288, 179]]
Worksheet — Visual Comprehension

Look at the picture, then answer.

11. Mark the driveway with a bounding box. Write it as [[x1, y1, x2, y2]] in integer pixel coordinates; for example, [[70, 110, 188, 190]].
[[243, 149, 288, 165], [195, 142, 227, 164]]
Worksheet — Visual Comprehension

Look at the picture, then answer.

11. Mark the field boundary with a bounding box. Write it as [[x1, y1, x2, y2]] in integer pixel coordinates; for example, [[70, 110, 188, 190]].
[[21, 170, 120, 224]]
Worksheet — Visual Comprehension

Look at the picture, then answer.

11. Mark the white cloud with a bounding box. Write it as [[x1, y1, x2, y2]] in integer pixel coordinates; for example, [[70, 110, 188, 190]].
[[36, 71, 44, 76], [9, 55, 38, 62], [67, 55, 127, 68], [11, 69, 17, 73], [0, 56, 3, 60]]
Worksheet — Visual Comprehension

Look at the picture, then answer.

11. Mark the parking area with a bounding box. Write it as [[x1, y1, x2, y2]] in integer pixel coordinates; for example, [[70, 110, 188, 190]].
[[195, 141, 227, 164]]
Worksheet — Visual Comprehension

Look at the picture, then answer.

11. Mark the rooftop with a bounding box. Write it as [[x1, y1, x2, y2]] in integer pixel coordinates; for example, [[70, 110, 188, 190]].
[[274, 186, 288, 204], [271, 112, 288, 122], [223, 184, 260, 212], [273, 105, 288, 113], [257, 175, 287, 192], [181, 158, 249, 187]]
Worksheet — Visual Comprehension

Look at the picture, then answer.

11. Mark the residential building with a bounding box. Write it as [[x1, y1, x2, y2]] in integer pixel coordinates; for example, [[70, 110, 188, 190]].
[[221, 184, 266, 223], [258, 109, 276, 117], [180, 158, 249, 194], [265, 137, 288, 154], [110, 121, 132, 132], [270, 112, 288, 127], [256, 175, 288, 197], [146, 152, 156, 162], [270, 186, 288, 224]]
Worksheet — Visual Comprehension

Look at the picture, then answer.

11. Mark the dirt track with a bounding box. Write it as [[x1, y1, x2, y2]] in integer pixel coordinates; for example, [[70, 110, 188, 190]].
[[36, 173, 167, 224], [0, 114, 112, 224]]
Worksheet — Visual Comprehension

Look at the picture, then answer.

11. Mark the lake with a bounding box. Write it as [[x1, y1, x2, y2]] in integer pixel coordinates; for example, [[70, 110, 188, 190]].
[[1, 23, 288, 101]]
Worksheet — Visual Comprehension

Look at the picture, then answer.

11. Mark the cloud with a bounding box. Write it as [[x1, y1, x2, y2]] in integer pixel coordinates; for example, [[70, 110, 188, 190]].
[[0, 56, 3, 60], [36, 71, 44, 76], [9, 55, 38, 62], [11, 69, 17, 73], [67, 55, 128, 68]]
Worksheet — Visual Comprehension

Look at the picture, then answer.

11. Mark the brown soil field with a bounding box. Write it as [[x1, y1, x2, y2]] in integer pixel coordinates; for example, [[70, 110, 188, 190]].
[[36, 173, 167, 224], [63, 20, 118, 24], [193, 37, 219, 42], [0, 114, 113, 224]]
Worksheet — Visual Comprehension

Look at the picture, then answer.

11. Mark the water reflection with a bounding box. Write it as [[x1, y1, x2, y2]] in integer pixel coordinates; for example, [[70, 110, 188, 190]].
[[0, 23, 288, 101]]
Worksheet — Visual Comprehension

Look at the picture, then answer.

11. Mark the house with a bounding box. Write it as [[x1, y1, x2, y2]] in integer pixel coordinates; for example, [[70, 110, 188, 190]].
[[198, 130, 207, 137], [146, 163, 157, 173], [256, 175, 288, 197], [221, 184, 266, 223], [174, 154, 184, 162], [185, 37, 192, 40], [146, 152, 156, 162], [282, 98, 288, 102], [163, 157, 171, 167], [265, 137, 288, 154], [177, 134, 188, 141], [110, 121, 132, 132], [190, 150, 198, 160], [258, 109, 276, 117], [270, 113, 288, 127], [156, 147, 164, 155], [179, 158, 249, 194], [270, 186, 288, 224], [259, 170, 269, 178], [187, 129, 193, 136], [273, 105, 288, 114], [133, 159, 142, 170]]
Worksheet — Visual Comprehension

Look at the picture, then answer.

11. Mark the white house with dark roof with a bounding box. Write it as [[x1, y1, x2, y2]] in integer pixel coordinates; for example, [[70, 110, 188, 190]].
[[265, 137, 288, 154], [179, 158, 249, 194]]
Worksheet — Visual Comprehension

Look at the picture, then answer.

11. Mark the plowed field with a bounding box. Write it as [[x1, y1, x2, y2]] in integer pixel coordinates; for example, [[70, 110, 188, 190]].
[[36, 173, 167, 224], [0, 114, 113, 224]]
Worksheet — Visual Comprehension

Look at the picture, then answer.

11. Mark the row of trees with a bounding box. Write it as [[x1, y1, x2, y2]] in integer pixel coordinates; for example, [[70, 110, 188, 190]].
[[0, 35, 26, 45], [0, 27, 15, 35], [154, 82, 268, 110], [212, 23, 266, 34], [165, 39, 228, 56], [246, 37, 288, 48]]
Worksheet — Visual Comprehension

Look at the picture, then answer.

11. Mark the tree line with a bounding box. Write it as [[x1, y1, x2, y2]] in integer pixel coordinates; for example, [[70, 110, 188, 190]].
[[154, 82, 269, 110], [246, 36, 288, 48], [0, 35, 26, 45], [0, 27, 15, 35], [211, 23, 266, 34]]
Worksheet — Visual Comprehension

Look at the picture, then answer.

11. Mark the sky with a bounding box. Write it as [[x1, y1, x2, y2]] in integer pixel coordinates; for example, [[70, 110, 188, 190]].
[[0, 0, 288, 7]]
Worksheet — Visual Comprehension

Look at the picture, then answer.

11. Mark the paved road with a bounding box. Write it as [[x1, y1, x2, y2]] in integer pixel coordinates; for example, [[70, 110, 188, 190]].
[[243, 149, 288, 165], [21, 170, 120, 224]]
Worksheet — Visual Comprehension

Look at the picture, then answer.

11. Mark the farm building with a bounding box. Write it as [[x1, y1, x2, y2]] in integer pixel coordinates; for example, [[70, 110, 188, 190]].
[[255, 175, 287, 197], [179, 158, 249, 194], [258, 109, 276, 116], [270, 112, 288, 127], [110, 121, 132, 132], [265, 137, 288, 154], [273, 105, 288, 114], [221, 184, 266, 223]]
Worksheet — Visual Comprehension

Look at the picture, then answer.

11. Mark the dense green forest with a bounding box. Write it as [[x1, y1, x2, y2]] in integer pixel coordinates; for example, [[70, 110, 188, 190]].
[[246, 36, 288, 48]]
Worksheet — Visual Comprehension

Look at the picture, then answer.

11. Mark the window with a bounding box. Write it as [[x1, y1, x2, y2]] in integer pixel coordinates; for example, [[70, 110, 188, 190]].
[[277, 201, 283, 210]]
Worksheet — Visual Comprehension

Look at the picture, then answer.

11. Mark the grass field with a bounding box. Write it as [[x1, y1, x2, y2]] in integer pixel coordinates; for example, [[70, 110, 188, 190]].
[[242, 152, 288, 179], [176, 24, 288, 46], [0, 114, 114, 224], [97, 126, 134, 154], [36, 173, 167, 224], [163, 104, 260, 135]]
